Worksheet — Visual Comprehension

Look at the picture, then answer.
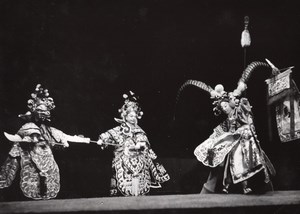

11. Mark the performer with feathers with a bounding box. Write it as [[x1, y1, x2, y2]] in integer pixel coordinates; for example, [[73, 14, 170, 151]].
[[177, 61, 276, 194]]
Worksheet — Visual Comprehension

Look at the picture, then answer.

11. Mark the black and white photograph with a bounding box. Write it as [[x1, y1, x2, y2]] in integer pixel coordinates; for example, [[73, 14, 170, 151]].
[[0, 0, 299, 213]]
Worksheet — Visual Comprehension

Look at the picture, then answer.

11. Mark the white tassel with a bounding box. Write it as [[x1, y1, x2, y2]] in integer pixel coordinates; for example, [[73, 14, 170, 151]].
[[241, 30, 251, 47], [241, 16, 251, 48]]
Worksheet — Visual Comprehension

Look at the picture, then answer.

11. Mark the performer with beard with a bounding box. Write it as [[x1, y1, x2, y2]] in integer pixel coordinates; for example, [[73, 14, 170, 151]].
[[0, 84, 90, 200]]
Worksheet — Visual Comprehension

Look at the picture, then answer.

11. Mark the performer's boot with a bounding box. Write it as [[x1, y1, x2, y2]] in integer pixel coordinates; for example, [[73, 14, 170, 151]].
[[222, 183, 230, 194], [242, 180, 252, 194]]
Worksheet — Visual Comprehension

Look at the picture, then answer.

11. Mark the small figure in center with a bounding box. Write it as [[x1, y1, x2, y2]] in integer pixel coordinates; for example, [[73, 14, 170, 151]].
[[97, 91, 170, 196]]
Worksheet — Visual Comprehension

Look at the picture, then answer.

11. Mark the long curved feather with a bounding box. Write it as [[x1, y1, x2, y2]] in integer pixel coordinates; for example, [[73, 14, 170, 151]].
[[239, 61, 270, 83], [174, 80, 213, 120]]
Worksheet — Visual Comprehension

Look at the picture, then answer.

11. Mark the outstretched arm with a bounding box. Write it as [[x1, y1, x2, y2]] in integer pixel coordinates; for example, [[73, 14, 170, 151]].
[[47, 126, 90, 148], [97, 128, 120, 149]]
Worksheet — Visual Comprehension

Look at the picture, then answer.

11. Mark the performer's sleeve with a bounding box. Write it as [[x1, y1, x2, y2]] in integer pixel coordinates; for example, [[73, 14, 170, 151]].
[[210, 123, 227, 139], [239, 98, 252, 113], [0, 140, 21, 188], [136, 132, 150, 146], [0, 156, 19, 189], [236, 98, 253, 124], [8, 143, 22, 157], [47, 127, 69, 147], [49, 127, 91, 148], [98, 127, 119, 149]]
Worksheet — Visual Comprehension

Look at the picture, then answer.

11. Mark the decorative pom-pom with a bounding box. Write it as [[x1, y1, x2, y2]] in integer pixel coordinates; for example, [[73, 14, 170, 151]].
[[210, 90, 219, 98], [35, 84, 41, 91], [241, 30, 251, 47], [241, 16, 251, 48], [214, 84, 224, 93]]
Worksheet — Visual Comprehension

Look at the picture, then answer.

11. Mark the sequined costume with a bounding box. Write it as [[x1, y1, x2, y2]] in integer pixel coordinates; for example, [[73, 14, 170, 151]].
[[0, 84, 89, 200], [98, 92, 170, 196]]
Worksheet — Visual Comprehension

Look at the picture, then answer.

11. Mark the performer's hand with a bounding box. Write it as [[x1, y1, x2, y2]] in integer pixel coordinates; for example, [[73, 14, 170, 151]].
[[63, 141, 69, 148], [97, 139, 104, 146]]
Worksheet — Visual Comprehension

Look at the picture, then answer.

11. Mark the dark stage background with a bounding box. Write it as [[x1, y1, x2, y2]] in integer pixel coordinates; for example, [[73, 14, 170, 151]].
[[0, 0, 299, 200]]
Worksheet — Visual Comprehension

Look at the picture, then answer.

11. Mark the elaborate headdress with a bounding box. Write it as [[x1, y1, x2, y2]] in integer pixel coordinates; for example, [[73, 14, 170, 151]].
[[19, 84, 55, 121], [176, 61, 271, 116], [118, 91, 143, 120]]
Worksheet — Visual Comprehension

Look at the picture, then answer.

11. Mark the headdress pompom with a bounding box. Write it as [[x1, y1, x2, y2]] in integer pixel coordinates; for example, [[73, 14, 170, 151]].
[[210, 90, 219, 98], [214, 84, 224, 93], [119, 91, 143, 120]]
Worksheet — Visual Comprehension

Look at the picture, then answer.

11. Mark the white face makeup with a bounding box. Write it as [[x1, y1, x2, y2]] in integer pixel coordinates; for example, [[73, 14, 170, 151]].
[[125, 111, 138, 125], [220, 101, 233, 115]]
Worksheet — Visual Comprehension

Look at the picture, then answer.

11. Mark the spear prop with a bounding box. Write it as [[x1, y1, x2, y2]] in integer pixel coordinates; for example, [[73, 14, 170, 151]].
[[89, 140, 119, 147]]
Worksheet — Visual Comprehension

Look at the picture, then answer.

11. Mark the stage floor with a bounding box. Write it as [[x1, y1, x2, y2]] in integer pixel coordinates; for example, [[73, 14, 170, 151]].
[[0, 191, 300, 214]]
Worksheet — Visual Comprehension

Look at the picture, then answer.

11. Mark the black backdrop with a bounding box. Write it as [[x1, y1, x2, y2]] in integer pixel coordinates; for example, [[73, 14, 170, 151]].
[[0, 0, 299, 200]]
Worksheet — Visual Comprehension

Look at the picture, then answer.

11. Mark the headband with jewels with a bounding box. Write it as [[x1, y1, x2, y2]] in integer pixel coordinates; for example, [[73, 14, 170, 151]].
[[19, 84, 55, 120], [118, 91, 144, 120]]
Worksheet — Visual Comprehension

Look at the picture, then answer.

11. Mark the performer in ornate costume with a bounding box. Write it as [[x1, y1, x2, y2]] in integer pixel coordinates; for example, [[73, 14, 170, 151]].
[[97, 91, 170, 196], [0, 84, 90, 200], [177, 62, 276, 194]]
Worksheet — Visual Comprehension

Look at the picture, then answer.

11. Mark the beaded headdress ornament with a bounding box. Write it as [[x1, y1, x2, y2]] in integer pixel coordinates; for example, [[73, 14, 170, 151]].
[[19, 84, 55, 121], [118, 91, 143, 120]]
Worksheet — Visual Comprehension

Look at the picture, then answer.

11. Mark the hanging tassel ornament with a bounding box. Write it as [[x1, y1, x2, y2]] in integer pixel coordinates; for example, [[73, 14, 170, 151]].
[[241, 16, 251, 48]]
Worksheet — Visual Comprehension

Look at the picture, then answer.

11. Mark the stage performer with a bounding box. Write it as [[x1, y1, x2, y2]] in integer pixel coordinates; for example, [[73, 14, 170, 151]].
[[97, 91, 170, 196], [0, 84, 90, 200], [177, 61, 276, 194]]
